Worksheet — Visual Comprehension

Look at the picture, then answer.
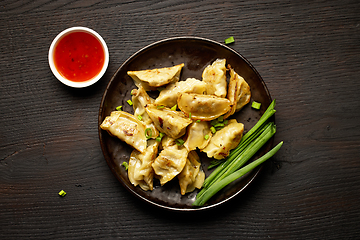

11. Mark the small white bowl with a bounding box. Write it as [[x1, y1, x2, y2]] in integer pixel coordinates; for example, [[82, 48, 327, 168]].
[[48, 27, 109, 88]]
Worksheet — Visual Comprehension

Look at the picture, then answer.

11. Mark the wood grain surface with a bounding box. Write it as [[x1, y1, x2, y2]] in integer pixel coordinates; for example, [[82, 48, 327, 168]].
[[1, 0, 359, 239]]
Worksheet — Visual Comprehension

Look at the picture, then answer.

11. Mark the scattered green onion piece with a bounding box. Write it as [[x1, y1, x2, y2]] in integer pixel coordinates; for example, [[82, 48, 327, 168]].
[[196, 120, 201, 123], [204, 134, 210, 140], [175, 139, 185, 146], [145, 128, 152, 139], [116, 106, 122, 111], [189, 113, 192, 119], [137, 115, 143, 121], [122, 162, 129, 170], [130, 89, 135, 95], [224, 36, 235, 44], [171, 104, 177, 111], [58, 190, 66, 197], [210, 126, 216, 134], [156, 105, 165, 109], [252, 101, 262, 110], [127, 99, 133, 106], [211, 119, 219, 126], [224, 120, 228, 125], [156, 132, 165, 142], [218, 116, 224, 122], [214, 123, 225, 128]]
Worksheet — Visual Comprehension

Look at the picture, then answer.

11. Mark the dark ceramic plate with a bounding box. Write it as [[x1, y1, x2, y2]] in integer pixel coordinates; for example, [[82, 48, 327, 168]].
[[98, 37, 272, 211]]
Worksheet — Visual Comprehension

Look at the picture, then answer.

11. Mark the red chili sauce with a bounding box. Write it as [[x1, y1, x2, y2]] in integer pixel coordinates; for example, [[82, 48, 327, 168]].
[[54, 32, 105, 82]]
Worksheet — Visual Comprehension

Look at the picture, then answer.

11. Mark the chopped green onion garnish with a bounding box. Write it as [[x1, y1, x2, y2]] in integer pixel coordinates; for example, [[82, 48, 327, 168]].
[[189, 113, 192, 119], [224, 120, 228, 125], [218, 116, 224, 122], [210, 126, 216, 134], [127, 99, 133, 106], [122, 162, 129, 170], [175, 139, 185, 146], [225, 36, 235, 44], [214, 123, 224, 128], [156, 105, 165, 109], [252, 101, 261, 110], [171, 104, 177, 111], [116, 106, 122, 111], [130, 89, 135, 95], [58, 190, 66, 197], [204, 134, 210, 140], [156, 132, 165, 142], [211, 119, 218, 126], [137, 115, 143, 121], [145, 128, 152, 139], [196, 120, 201, 123]]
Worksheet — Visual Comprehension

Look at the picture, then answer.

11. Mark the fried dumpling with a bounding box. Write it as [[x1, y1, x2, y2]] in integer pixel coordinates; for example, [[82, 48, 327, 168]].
[[202, 119, 244, 159], [128, 140, 160, 191], [145, 104, 192, 139], [127, 63, 184, 91], [178, 151, 205, 195], [202, 59, 227, 97], [224, 68, 251, 118], [177, 93, 231, 121], [183, 121, 212, 151], [154, 78, 207, 107], [100, 111, 147, 153], [132, 86, 159, 138], [160, 135, 177, 149], [152, 144, 188, 185]]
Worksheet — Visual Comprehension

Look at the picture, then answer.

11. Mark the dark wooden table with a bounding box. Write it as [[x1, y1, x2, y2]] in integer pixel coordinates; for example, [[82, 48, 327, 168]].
[[1, 0, 359, 239]]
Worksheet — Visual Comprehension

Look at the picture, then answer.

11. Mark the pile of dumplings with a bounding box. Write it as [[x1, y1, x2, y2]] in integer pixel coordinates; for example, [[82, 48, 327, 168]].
[[100, 59, 251, 195]]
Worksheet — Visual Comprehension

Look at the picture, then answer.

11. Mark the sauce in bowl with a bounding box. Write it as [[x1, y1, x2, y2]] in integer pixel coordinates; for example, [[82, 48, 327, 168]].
[[49, 27, 109, 88], [54, 32, 105, 82]]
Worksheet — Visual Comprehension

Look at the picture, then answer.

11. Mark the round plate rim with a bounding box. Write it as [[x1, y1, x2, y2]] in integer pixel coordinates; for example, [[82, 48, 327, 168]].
[[98, 36, 272, 211]]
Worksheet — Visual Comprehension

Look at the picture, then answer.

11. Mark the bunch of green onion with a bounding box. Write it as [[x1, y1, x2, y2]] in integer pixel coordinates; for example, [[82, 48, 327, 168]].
[[193, 100, 283, 206]]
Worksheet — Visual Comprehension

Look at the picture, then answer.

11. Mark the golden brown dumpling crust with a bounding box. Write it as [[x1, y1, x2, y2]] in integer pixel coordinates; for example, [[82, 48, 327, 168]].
[[145, 104, 192, 139], [202, 59, 227, 97], [100, 111, 147, 153], [202, 119, 244, 159], [177, 93, 231, 121], [127, 63, 184, 90]]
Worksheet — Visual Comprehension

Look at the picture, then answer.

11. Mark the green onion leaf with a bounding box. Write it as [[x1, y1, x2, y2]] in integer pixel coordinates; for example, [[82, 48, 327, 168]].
[[211, 119, 219, 126], [121, 162, 129, 170], [175, 139, 185, 146], [156, 105, 165, 109], [210, 126, 216, 134], [189, 112, 192, 119], [137, 115, 143, 121], [225, 36, 235, 44], [127, 99, 133, 106], [218, 116, 224, 122], [204, 134, 209, 140], [58, 190, 66, 197], [224, 120, 228, 125], [196, 120, 201, 123], [156, 132, 165, 142], [214, 123, 225, 128], [193, 141, 283, 206], [145, 128, 152, 139], [171, 104, 177, 111], [252, 101, 261, 110], [116, 106, 122, 111]]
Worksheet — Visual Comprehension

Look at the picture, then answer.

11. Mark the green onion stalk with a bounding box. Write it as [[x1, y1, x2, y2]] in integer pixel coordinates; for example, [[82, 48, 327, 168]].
[[193, 100, 282, 206]]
